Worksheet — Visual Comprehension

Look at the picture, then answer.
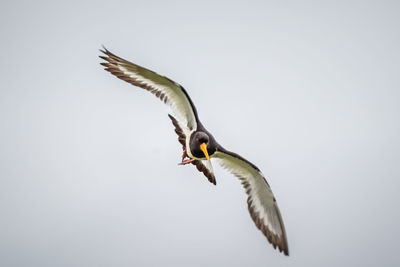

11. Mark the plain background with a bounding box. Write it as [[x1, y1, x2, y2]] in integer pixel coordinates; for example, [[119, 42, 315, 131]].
[[1, 0, 399, 266]]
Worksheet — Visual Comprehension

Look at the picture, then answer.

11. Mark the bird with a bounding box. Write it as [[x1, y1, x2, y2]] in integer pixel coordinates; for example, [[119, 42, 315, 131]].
[[99, 47, 289, 255]]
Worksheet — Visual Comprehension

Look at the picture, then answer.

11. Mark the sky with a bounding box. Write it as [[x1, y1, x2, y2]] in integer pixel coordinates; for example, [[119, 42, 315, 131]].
[[1, 0, 400, 266]]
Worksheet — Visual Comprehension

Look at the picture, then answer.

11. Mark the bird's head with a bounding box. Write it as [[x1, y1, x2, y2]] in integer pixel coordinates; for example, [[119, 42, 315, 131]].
[[191, 132, 210, 160]]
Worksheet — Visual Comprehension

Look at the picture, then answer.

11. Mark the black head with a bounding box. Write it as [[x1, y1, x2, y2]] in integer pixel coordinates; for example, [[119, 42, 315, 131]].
[[193, 132, 209, 144], [190, 131, 215, 159]]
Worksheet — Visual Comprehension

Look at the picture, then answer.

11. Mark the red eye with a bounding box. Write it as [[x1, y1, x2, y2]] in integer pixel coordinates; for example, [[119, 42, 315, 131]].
[[195, 138, 199, 142]]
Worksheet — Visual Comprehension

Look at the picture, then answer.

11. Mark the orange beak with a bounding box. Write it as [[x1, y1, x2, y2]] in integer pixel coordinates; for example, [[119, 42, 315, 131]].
[[200, 143, 210, 161]]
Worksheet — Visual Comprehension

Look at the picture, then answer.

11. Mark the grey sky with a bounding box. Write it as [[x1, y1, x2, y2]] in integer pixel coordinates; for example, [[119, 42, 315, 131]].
[[1, 0, 399, 266]]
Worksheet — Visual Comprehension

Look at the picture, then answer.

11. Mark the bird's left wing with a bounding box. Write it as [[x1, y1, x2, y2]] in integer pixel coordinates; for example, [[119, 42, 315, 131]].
[[100, 48, 198, 134], [214, 150, 289, 255], [192, 159, 216, 185]]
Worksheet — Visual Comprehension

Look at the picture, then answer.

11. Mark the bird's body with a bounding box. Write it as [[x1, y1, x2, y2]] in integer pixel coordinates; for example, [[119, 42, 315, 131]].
[[100, 48, 289, 255]]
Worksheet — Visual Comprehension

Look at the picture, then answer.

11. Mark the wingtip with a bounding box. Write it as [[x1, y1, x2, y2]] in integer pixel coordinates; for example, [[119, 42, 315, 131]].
[[99, 46, 109, 63], [279, 241, 289, 256], [274, 236, 289, 256], [99, 44, 108, 53], [211, 174, 217, 185], [279, 245, 289, 256], [99, 45, 116, 58], [271, 240, 289, 256]]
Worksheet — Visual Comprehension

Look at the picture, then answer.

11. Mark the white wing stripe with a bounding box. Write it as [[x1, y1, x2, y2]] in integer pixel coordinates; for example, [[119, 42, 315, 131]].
[[100, 48, 197, 135], [215, 151, 288, 255], [117, 64, 193, 131], [218, 157, 280, 235]]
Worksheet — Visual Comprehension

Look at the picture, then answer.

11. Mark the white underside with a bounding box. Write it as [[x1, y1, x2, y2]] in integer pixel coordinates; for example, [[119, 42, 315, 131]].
[[214, 151, 284, 237]]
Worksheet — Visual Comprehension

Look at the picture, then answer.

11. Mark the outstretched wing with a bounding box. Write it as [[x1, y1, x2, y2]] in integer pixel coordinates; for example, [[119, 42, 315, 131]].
[[168, 114, 216, 185], [214, 150, 289, 255], [100, 48, 198, 135]]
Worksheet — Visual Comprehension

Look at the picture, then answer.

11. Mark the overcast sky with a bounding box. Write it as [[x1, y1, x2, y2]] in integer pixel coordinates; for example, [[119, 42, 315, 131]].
[[1, 0, 400, 266]]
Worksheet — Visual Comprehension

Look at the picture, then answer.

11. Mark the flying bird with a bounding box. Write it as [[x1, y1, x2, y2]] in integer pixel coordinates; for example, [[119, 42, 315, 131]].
[[100, 48, 289, 255]]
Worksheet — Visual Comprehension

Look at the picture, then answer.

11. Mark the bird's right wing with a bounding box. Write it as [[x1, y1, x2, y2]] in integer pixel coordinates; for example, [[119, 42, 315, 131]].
[[191, 159, 216, 185], [100, 48, 198, 135], [214, 150, 289, 255]]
